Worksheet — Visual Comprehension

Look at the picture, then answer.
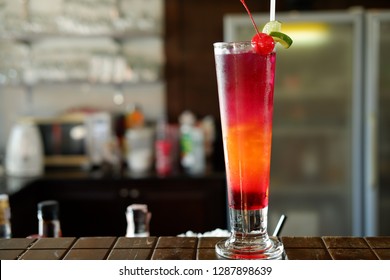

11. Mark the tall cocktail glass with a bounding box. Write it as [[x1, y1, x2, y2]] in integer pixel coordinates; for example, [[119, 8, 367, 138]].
[[214, 41, 284, 259]]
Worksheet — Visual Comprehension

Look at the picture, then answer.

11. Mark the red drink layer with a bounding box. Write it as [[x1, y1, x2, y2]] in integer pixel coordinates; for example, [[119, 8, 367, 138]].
[[215, 45, 276, 210]]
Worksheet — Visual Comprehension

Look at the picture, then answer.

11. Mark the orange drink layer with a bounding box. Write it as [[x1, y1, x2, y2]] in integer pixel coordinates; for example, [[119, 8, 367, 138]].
[[215, 45, 276, 211]]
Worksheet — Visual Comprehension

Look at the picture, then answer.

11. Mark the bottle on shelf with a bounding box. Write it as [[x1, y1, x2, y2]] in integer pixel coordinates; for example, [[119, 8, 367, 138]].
[[189, 126, 206, 175], [0, 194, 12, 238], [155, 117, 173, 176], [37, 200, 62, 238], [179, 111, 205, 175], [125, 104, 145, 130]]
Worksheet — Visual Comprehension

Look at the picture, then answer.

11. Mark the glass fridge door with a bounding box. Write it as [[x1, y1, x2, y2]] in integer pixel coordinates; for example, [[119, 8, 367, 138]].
[[365, 11, 390, 236], [224, 10, 364, 236]]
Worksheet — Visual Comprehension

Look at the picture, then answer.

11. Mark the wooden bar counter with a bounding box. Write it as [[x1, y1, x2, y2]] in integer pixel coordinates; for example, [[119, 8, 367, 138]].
[[1, 236, 390, 260]]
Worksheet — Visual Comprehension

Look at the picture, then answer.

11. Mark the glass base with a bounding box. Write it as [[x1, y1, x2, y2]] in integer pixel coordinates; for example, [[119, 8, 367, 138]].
[[215, 207, 285, 260], [216, 235, 285, 260]]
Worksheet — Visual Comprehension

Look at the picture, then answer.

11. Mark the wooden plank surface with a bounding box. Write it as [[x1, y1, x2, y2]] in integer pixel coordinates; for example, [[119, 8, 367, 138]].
[[1, 236, 389, 260]]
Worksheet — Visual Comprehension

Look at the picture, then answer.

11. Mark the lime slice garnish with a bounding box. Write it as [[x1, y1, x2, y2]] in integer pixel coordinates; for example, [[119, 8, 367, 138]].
[[269, 31, 293, 48], [262, 20, 282, 34]]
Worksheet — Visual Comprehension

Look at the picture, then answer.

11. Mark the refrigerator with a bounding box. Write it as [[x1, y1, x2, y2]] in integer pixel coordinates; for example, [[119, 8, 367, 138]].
[[365, 11, 390, 236], [223, 10, 365, 236]]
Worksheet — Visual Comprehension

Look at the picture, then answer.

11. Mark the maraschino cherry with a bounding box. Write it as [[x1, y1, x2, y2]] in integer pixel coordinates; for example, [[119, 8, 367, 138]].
[[251, 33, 275, 55], [240, 0, 275, 55]]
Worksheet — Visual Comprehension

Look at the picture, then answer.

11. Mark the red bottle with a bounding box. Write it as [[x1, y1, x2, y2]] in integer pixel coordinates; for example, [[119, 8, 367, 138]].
[[155, 118, 173, 176]]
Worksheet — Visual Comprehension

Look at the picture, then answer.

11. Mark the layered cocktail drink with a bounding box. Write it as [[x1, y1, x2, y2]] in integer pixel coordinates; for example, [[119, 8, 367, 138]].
[[214, 41, 284, 259], [216, 43, 275, 211]]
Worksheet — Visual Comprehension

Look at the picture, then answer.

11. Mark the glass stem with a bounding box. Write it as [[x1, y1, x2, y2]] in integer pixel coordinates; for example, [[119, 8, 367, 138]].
[[231, 207, 269, 237]]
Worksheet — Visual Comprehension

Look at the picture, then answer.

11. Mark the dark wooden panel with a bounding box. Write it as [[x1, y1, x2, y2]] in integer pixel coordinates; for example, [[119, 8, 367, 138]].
[[8, 175, 227, 238]]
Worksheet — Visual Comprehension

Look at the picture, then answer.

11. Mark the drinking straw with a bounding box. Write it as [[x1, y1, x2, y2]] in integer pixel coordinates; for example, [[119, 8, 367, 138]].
[[272, 214, 287, 237], [270, 0, 276, 21]]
